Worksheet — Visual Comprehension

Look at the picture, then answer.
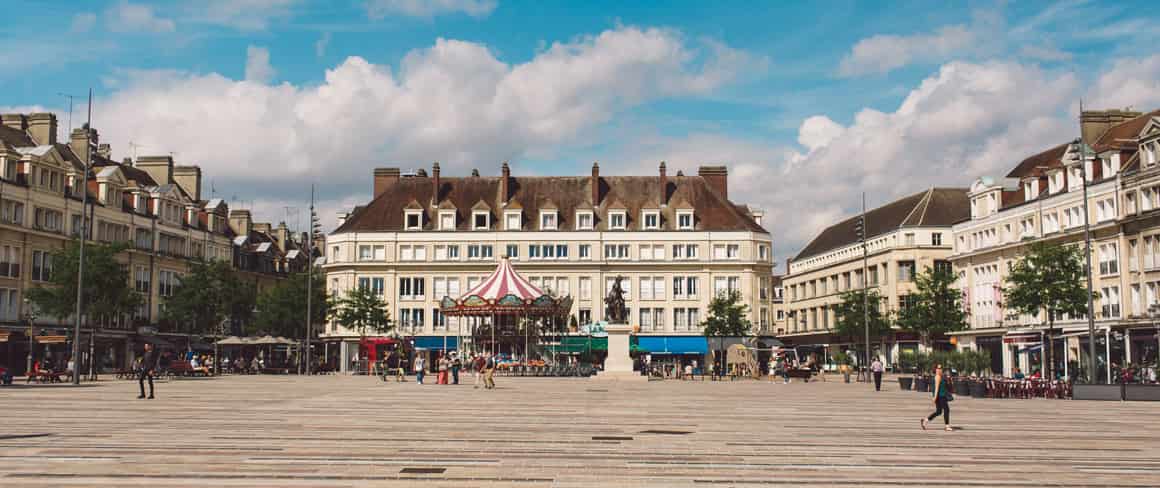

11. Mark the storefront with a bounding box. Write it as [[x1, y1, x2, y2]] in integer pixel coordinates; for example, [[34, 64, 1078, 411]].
[[638, 336, 708, 376], [412, 336, 457, 369]]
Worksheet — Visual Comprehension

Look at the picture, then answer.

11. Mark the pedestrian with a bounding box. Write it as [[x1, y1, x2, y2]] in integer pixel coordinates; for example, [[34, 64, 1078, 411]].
[[473, 354, 485, 389], [251, 356, 261, 374], [414, 355, 426, 385], [921, 363, 953, 432], [781, 356, 792, 384], [137, 343, 159, 400], [451, 353, 461, 385], [437, 354, 449, 385], [871, 356, 884, 391], [483, 354, 496, 389]]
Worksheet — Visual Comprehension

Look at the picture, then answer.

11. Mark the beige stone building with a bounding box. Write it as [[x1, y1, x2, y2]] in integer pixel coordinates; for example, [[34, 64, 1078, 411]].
[[780, 188, 968, 367], [322, 163, 775, 371], [951, 109, 1160, 381]]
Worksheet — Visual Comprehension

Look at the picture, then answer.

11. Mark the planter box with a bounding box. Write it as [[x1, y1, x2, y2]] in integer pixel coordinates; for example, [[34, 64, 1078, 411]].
[[1073, 383, 1124, 401], [1124, 384, 1160, 401], [970, 381, 986, 398], [915, 378, 929, 392], [898, 377, 913, 391]]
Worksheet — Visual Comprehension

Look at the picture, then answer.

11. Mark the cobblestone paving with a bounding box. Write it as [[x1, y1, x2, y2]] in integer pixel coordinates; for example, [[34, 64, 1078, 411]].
[[2, 375, 1159, 487]]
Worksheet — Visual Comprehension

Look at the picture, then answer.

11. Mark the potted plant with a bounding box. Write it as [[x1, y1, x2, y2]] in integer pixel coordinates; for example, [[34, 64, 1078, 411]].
[[833, 351, 853, 383], [914, 352, 932, 392], [897, 352, 915, 390]]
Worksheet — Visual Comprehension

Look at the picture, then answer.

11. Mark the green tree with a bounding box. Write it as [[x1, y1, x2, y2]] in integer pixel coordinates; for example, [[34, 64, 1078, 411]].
[[27, 240, 141, 325], [1003, 241, 1091, 381], [833, 288, 894, 368], [329, 285, 392, 338], [162, 260, 253, 336], [253, 269, 329, 338], [701, 290, 751, 369], [897, 265, 968, 349]]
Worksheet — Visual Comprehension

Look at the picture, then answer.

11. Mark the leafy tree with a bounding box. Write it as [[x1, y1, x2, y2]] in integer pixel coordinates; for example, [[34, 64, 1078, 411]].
[[27, 240, 141, 325], [252, 269, 329, 338], [1003, 241, 1091, 381], [833, 288, 894, 365], [162, 260, 253, 336], [701, 290, 751, 367], [897, 265, 968, 349], [329, 285, 392, 338]]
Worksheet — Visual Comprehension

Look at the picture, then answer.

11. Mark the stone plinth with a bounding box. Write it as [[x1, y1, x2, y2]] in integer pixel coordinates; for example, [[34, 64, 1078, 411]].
[[593, 322, 646, 382]]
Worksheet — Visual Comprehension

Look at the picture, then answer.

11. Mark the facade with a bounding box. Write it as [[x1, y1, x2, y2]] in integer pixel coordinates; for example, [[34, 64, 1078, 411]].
[[780, 188, 969, 365], [0, 112, 303, 375], [322, 163, 774, 371], [951, 109, 1160, 381]]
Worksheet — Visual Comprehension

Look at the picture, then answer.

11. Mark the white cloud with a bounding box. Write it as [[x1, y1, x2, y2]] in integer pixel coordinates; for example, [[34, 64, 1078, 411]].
[[185, 0, 297, 30], [365, 0, 497, 19], [1019, 44, 1072, 62], [1086, 54, 1160, 111], [244, 45, 277, 83], [90, 26, 758, 226], [107, 1, 176, 33], [71, 12, 97, 33], [315, 32, 331, 58], [839, 25, 975, 77]]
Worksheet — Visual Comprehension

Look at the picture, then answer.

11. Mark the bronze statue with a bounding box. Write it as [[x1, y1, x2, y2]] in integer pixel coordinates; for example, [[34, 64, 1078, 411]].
[[604, 275, 627, 323]]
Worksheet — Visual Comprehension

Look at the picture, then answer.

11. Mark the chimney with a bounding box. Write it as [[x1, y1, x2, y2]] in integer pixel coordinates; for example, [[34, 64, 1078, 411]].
[[501, 161, 510, 204], [590, 162, 600, 206], [229, 209, 253, 237], [416, 168, 427, 177], [698, 165, 728, 199], [173, 165, 202, 201], [69, 125, 98, 165], [471, 168, 480, 177], [1081, 108, 1143, 144], [135, 155, 174, 186], [27, 113, 57, 145], [274, 222, 290, 252], [431, 162, 441, 205], [97, 144, 111, 159], [1, 114, 26, 132], [373, 167, 400, 198], [658, 161, 668, 206]]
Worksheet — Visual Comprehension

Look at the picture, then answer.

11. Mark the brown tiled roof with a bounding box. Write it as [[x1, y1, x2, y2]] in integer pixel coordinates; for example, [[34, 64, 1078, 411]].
[[335, 173, 767, 233], [1006, 143, 1068, 179], [792, 188, 968, 261], [1092, 109, 1160, 152], [0, 125, 34, 148]]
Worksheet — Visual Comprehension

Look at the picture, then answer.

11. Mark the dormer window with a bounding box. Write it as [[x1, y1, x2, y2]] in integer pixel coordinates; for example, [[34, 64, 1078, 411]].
[[1023, 181, 1037, 201], [576, 210, 594, 230], [642, 210, 660, 230], [504, 210, 521, 230], [438, 210, 456, 231], [677, 210, 693, 230], [609, 211, 626, 230], [1048, 171, 1063, 194], [405, 210, 422, 230], [472, 211, 489, 230], [539, 210, 558, 230]]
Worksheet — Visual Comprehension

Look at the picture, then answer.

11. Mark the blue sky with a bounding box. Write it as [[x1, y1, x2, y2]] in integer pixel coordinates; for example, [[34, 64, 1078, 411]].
[[3, 0, 1159, 265]]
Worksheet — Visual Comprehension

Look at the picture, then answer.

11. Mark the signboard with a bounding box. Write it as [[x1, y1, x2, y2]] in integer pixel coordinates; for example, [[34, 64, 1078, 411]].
[[1003, 333, 1040, 344], [36, 335, 68, 344]]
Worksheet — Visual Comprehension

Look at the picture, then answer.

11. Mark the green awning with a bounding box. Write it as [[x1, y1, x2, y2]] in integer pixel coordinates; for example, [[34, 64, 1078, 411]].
[[546, 336, 607, 353]]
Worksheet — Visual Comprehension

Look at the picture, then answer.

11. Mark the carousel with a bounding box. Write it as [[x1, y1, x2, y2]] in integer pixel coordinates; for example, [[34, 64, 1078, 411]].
[[440, 257, 572, 359]]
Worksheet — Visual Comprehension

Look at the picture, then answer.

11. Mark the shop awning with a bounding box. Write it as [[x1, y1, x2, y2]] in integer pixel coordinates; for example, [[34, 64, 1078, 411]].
[[637, 336, 708, 355], [413, 336, 458, 350]]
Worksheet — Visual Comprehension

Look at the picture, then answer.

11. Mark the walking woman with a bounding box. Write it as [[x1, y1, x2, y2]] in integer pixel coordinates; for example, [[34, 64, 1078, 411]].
[[921, 363, 953, 431]]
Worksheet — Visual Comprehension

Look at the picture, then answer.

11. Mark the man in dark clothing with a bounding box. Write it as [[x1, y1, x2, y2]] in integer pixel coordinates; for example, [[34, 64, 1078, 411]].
[[451, 353, 461, 385], [138, 343, 159, 399]]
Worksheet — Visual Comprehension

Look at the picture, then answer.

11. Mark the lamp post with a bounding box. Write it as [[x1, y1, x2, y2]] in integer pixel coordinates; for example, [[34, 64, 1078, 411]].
[[1075, 139, 1098, 384], [23, 298, 36, 375]]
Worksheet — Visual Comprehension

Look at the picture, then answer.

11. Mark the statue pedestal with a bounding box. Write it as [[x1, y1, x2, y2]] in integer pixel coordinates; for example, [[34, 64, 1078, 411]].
[[592, 322, 646, 382]]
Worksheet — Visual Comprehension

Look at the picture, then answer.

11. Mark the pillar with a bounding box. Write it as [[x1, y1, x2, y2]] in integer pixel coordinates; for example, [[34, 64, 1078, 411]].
[[339, 341, 349, 374]]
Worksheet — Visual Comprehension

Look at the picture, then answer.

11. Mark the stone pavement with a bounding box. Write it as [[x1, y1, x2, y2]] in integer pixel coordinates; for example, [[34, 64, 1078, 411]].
[[1, 374, 1159, 487]]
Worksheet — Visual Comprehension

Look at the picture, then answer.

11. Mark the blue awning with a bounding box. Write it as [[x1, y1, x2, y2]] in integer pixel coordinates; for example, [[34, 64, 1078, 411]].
[[413, 336, 458, 350], [637, 336, 708, 355]]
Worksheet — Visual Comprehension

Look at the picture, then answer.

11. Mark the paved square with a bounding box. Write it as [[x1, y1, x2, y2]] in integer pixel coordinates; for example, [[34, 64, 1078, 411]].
[[2, 375, 1158, 487]]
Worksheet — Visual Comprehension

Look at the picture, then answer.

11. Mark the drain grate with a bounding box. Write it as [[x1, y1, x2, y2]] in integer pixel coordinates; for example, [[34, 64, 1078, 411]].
[[639, 430, 692, 435], [399, 467, 446, 474], [592, 436, 633, 441]]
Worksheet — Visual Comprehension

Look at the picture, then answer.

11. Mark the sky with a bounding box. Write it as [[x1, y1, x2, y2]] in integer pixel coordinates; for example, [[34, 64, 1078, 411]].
[[3, 0, 1159, 269]]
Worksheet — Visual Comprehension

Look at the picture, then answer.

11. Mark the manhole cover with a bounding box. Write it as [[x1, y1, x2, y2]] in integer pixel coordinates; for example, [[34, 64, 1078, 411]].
[[592, 436, 633, 441], [400, 467, 446, 474]]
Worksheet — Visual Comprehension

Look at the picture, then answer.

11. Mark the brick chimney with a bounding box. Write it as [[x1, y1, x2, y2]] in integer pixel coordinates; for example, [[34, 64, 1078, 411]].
[[69, 125, 98, 165], [173, 165, 202, 201], [27, 113, 57, 145], [0, 114, 26, 132], [135, 155, 174, 186], [658, 161, 668, 206], [1081, 109, 1143, 144], [373, 167, 400, 198], [229, 209, 252, 237], [590, 162, 600, 206], [431, 162, 441, 205], [274, 222, 290, 251], [501, 161, 510, 204], [698, 165, 728, 199]]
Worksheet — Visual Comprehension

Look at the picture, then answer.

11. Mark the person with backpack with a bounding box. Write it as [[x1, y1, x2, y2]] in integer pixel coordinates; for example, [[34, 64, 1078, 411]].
[[451, 353, 462, 385], [473, 354, 486, 389], [922, 363, 954, 432], [483, 354, 496, 390]]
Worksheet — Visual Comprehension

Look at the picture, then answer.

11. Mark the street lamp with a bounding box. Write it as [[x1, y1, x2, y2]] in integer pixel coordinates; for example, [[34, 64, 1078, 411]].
[[23, 298, 37, 375]]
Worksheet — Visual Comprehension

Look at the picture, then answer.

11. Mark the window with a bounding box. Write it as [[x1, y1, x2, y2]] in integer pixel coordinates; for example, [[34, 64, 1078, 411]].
[[399, 277, 425, 300], [432, 308, 447, 331], [405, 210, 422, 230], [31, 250, 53, 282], [400, 245, 426, 261], [608, 211, 626, 230], [605, 277, 631, 298], [398, 308, 425, 332], [904, 233, 915, 246], [472, 211, 489, 230], [642, 210, 660, 230], [604, 244, 629, 260], [1099, 243, 1119, 275], [33, 207, 62, 232], [576, 211, 594, 230], [639, 244, 663, 260], [1096, 198, 1116, 223], [579, 277, 592, 300], [1129, 239, 1138, 272], [134, 266, 150, 293], [579, 309, 592, 325], [0, 245, 20, 278], [435, 245, 460, 261], [467, 245, 492, 259], [759, 245, 769, 261], [673, 308, 700, 331], [505, 211, 521, 230], [331, 246, 340, 262], [359, 245, 373, 261], [158, 270, 180, 298], [672, 243, 698, 260], [639, 277, 665, 300], [579, 244, 591, 259], [439, 211, 456, 231], [539, 211, 558, 230], [1, 200, 24, 225], [1101, 286, 1120, 318], [528, 245, 541, 259], [371, 277, 385, 296], [505, 244, 518, 259], [676, 210, 693, 230], [932, 232, 942, 246], [934, 260, 953, 275], [898, 261, 916, 282]]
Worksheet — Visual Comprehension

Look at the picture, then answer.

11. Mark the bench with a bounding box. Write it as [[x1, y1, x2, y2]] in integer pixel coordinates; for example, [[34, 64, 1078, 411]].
[[165, 362, 210, 378], [786, 368, 814, 379]]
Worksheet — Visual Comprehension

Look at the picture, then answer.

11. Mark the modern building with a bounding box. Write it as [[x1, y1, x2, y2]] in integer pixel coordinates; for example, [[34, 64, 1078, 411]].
[[322, 162, 774, 371], [780, 188, 969, 365], [951, 108, 1160, 381]]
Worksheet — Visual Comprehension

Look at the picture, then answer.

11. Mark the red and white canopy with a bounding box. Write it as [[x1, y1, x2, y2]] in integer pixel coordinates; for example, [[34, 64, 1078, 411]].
[[461, 256, 546, 300]]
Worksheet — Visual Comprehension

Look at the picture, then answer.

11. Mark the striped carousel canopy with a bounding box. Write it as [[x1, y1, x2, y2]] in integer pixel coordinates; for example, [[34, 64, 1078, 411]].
[[440, 257, 571, 317]]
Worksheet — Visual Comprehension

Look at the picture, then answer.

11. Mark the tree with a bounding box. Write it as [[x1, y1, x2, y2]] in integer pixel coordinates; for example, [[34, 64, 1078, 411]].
[[329, 286, 392, 338], [162, 260, 253, 336], [27, 240, 141, 326], [701, 290, 751, 369], [253, 269, 329, 338], [832, 288, 894, 366], [897, 265, 968, 349], [1003, 241, 1091, 381]]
